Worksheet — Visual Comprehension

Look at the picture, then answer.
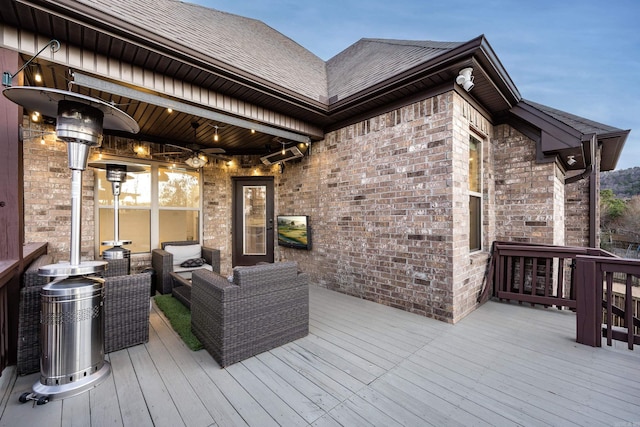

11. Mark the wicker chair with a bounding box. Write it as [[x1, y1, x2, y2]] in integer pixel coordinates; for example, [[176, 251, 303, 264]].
[[191, 262, 309, 367], [17, 254, 53, 376], [17, 264, 152, 375], [151, 241, 221, 295], [102, 272, 152, 353], [103, 257, 130, 277]]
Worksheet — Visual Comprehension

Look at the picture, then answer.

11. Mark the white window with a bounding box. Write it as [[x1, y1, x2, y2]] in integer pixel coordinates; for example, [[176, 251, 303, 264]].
[[95, 163, 201, 254], [469, 136, 482, 251]]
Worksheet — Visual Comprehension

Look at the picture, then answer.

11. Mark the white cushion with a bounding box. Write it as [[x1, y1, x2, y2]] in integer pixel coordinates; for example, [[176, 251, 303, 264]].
[[165, 244, 201, 267]]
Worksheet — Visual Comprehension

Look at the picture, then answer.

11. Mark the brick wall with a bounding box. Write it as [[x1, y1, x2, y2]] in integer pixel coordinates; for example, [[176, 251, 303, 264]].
[[21, 92, 591, 324], [493, 124, 564, 245], [451, 95, 494, 322], [22, 120, 96, 263], [275, 92, 504, 323], [277, 94, 458, 321]]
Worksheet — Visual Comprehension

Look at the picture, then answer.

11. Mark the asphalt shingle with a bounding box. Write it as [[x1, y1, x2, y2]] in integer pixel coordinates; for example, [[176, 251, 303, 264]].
[[76, 0, 328, 102], [326, 39, 463, 102]]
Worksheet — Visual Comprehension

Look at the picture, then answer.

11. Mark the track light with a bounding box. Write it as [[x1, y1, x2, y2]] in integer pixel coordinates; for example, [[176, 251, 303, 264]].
[[456, 67, 474, 92]]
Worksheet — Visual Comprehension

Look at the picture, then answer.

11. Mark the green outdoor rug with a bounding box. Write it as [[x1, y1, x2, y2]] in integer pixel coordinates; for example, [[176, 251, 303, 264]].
[[154, 295, 203, 351]]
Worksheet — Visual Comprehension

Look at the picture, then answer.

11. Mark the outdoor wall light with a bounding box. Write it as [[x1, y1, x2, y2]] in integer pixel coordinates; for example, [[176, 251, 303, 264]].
[[567, 155, 577, 166], [456, 67, 475, 92]]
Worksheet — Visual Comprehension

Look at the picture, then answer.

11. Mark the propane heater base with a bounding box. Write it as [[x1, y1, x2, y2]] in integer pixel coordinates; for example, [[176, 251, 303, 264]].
[[20, 362, 111, 404]]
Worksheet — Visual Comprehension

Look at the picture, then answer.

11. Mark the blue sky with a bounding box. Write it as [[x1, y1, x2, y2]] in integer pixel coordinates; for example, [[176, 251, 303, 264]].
[[194, 0, 639, 170]]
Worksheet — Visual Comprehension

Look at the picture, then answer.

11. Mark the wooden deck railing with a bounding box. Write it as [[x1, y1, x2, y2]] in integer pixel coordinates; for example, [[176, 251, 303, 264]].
[[575, 255, 640, 350], [0, 243, 47, 374], [489, 242, 610, 309], [483, 241, 639, 350]]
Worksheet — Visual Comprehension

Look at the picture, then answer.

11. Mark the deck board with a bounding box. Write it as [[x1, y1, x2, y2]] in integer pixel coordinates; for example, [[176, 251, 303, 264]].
[[126, 337, 185, 427], [62, 386, 91, 427], [1, 285, 639, 426], [109, 350, 153, 427], [240, 355, 326, 424], [146, 312, 215, 427], [225, 361, 308, 426]]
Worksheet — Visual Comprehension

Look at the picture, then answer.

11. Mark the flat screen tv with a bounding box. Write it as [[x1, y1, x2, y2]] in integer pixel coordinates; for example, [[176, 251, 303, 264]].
[[277, 215, 311, 250]]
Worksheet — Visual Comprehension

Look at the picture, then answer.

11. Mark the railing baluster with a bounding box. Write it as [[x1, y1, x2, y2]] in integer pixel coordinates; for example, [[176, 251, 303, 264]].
[[626, 274, 633, 350], [518, 256, 525, 304], [606, 272, 614, 347], [557, 257, 565, 301], [504, 254, 512, 301]]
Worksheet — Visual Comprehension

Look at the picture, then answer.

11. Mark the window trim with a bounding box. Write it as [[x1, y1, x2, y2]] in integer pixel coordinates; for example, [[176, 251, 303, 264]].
[[469, 135, 483, 252], [93, 156, 203, 255]]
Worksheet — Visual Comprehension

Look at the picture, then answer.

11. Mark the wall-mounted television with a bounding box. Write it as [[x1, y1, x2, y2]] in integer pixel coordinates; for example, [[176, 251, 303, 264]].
[[277, 215, 311, 250]]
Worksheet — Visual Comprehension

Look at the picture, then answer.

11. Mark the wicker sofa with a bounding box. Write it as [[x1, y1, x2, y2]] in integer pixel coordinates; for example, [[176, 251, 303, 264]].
[[17, 255, 152, 375], [151, 241, 221, 295], [191, 261, 309, 367]]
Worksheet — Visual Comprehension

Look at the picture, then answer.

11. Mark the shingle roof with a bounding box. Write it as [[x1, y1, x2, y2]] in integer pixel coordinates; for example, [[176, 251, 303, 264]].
[[326, 39, 464, 102], [523, 99, 623, 136], [76, 0, 328, 102], [73, 1, 471, 106]]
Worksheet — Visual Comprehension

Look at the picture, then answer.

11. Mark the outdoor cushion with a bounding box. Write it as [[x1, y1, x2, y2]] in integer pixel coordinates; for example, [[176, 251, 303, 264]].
[[165, 244, 201, 266], [180, 257, 205, 268]]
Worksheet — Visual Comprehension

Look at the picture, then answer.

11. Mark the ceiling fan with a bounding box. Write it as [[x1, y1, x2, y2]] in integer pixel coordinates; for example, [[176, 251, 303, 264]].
[[155, 122, 226, 168]]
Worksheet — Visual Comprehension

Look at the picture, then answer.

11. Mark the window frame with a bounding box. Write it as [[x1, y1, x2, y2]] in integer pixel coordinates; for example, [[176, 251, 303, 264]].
[[94, 158, 203, 255], [469, 135, 483, 252]]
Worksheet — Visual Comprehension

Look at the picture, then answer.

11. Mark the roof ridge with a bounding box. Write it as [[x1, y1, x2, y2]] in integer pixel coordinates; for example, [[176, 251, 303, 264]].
[[359, 38, 465, 48]]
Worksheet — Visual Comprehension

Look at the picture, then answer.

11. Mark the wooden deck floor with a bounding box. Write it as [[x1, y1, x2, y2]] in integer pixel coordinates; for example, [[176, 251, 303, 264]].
[[0, 285, 639, 426]]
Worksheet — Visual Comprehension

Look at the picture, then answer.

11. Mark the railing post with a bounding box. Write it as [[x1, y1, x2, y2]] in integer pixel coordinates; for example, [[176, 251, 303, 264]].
[[575, 256, 601, 347]]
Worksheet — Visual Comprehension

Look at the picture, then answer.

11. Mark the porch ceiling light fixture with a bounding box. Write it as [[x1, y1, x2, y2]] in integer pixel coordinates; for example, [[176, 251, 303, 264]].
[[3, 85, 139, 404], [455, 67, 475, 92], [185, 154, 208, 168]]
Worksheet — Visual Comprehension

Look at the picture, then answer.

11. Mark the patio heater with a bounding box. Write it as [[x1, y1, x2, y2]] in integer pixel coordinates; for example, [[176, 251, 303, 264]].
[[2, 86, 139, 404], [88, 161, 145, 274]]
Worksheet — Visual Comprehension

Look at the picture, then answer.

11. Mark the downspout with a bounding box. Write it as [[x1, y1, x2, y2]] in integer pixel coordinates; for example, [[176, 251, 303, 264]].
[[564, 134, 598, 247]]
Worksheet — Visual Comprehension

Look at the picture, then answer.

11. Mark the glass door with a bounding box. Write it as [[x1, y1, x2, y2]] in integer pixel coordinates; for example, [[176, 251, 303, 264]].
[[232, 177, 274, 266]]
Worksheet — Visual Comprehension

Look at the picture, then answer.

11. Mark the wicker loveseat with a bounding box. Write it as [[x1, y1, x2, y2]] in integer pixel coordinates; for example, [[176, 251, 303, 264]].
[[151, 241, 221, 295], [17, 255, 152, 375], [191, 262, 309, 367]]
